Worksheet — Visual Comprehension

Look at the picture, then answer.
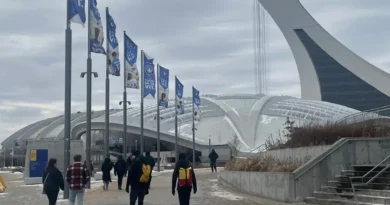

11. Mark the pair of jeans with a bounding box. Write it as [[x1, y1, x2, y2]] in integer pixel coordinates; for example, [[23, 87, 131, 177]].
[[45, 189, 59, 205], [69, 189, 84, 205], [130, 189, 146, 205], [178, 187, 192, 205]]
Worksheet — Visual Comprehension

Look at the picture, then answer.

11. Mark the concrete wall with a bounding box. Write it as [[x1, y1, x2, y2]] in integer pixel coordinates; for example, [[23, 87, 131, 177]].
[[219, 171, 295, 202], [259, 145, 331, 163], [293, 138, 390, 201], [24, 140, 85, 184]]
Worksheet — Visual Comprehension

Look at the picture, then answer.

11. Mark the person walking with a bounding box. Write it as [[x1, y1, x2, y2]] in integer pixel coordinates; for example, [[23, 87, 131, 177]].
[[172, 153, 197, 205], [114, 155, 127, 190], [66, 154, 90, 205], [101, 157, 113, 190], [126, 150, 151, 205], [144, 152, 155, 189], [208, 149, 219, 173], [42, 158, 64, 205]]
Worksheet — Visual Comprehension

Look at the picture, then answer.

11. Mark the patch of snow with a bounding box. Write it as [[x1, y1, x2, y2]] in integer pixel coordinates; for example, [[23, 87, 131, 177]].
[[12, 171, 23, 175], [0, 193, 9, 197], [209, 183, 244, 201], [0, 171, 11, 174]]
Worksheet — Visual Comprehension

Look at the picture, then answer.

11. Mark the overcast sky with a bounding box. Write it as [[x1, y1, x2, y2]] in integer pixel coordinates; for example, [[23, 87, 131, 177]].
[[1, 0, 390, 144]]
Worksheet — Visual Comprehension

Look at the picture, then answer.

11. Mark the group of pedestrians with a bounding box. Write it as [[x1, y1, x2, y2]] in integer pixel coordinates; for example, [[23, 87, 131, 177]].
[[42, 154, 90, 205], [41, 149, 219, 205]]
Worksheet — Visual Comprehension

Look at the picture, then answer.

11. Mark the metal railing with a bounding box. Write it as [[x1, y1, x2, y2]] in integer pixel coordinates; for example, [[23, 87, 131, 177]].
[[336, 105, 390, 124], [239, 144, 267, 158], [351, 154, 390, 204]]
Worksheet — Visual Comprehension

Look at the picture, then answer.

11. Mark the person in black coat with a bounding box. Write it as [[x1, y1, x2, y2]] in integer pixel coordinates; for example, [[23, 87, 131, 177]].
[[126, 150, 151, 205], [101, 157, 113, 190], [172, 153, 197, 205], [42, 158, 64, 205], [114, 155, 127, 190], [208, 149, 219, 173]]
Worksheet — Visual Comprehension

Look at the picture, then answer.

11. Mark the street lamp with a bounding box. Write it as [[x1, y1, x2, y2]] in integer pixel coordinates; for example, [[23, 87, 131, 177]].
[[80, 70, 98, 187], [119, 100, 131, 158]]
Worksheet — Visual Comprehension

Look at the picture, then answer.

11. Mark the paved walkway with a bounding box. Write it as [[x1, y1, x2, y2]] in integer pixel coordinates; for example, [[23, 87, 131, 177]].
[[0, 169, 307, 205]]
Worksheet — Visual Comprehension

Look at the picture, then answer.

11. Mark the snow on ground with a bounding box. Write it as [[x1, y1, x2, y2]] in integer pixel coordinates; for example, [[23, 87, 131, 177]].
[[0, 171, 11, 174], [208, 179, 243, 201], [0, 193, 9, 197]]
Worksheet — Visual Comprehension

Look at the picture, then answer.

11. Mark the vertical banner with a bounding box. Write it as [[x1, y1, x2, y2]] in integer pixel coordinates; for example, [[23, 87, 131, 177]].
[[192, 87, 201, 121], [106, 9, 120, 76], [143, 52, 156, 99], [89, 0, 105, 54], [69, 0, 86, 26], [158, 66, 169, 108], [124, 33, 139, 89], [176, 77, 184, 114]]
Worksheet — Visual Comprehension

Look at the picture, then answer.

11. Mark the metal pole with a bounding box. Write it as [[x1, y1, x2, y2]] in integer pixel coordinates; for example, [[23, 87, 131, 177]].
[[123, 31, 128, 159], [192, 87, 196, 167], [11, 142, 14, 167], [104, 7, 110, 158], [85, 0, 92, 188], [140, 50, 144, 155], [174, 76, 178, 163], [64, 0, 72, 199], [156, 64, 161, 172], [209, 135, 211, 154]]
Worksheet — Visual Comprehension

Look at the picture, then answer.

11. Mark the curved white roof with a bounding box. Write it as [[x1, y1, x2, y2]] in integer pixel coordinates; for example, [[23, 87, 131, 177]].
[[2, 94, 360, 152]]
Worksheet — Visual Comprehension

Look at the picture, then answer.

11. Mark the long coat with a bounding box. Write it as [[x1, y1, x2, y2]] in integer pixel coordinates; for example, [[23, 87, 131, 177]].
[[101, 162, 113, 182]]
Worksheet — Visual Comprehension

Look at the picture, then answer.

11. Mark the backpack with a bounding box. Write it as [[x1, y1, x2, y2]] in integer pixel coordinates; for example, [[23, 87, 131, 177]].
[[178, 167, 193, 187], [139, 163, 151, 183]]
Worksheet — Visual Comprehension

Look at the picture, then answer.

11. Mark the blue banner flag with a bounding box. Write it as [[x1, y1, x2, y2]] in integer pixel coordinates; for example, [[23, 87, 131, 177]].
[[192, 86, 201, 108], [143, 52, 156, 98], [69, 0, 86, 26], [124, 33, 139, 89], [106, 9, 120, 76], [176, 77, 184, 114], [158, 66, 169, 108], [89, 0, 105, 54]]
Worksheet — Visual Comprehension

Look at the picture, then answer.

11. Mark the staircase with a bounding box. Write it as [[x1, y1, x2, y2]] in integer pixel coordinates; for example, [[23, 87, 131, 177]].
[[306, 164, 390, 205]]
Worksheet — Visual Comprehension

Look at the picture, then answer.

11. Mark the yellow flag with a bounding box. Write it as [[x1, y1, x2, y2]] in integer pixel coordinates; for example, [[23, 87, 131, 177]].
[[36, 134, 40, 140]]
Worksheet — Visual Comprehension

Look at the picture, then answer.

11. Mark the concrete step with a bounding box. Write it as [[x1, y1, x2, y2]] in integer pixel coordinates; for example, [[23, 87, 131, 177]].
[[313, 191, 390, 204], [352, 165, 388, 172], [350, 176, 390, 183], [321, 185, 390, 197], [306, 197, 384, 205]]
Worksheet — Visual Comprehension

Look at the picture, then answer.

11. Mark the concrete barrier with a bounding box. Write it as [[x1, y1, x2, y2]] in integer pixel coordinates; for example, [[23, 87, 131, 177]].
[[259, 145, 331, 163], [219, 171, 295, 202]]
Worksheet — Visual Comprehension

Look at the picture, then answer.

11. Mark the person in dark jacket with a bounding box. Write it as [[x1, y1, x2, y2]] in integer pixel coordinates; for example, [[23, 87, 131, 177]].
[[42, 158, 64, 205], [208, 149, 219, 173], [114, 155, 127, 190], [126, 154, 133, 171], [172, 153, 197, 205], [101, 157, 113, 190], [144, 152, 155, 189], [126, 150, 151, 205]]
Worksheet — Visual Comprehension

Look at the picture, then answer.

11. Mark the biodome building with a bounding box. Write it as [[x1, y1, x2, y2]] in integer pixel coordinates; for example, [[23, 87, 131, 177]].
[[2, 94, 362, 158]]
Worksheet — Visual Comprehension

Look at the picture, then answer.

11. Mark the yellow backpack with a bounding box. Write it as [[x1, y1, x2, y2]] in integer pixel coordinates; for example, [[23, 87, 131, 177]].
[[139, 164, 151, 183]]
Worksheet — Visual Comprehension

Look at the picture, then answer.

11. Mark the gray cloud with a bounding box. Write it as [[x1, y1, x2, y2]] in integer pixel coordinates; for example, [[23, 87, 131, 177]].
[[1, 0, 390, 144]]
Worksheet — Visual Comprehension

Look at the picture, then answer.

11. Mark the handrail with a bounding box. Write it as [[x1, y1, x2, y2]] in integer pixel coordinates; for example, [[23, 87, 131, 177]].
[[360, 154, 390, 182], [336, 105, 390, 123], [352, 154, 390, 205], [293, 138, 348, 179], [242, 144, 267, 157]]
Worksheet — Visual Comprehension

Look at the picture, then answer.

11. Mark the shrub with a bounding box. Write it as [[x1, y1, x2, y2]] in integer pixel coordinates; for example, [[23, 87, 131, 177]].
[[266, 118, 390, 150], [224, 155, 302, 172]]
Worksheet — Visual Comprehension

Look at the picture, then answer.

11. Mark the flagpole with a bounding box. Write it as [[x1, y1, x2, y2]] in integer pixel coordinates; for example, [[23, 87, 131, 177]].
[[174, 76, 178, 163], [85, 0, 93, 187], [64, 0, 72, 199], [192, 87, 195, 167], [140, 50, 145, 155], [104, 7, 110, 158], [156, 64, 161, 172], [123, 31, 128, 158]]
